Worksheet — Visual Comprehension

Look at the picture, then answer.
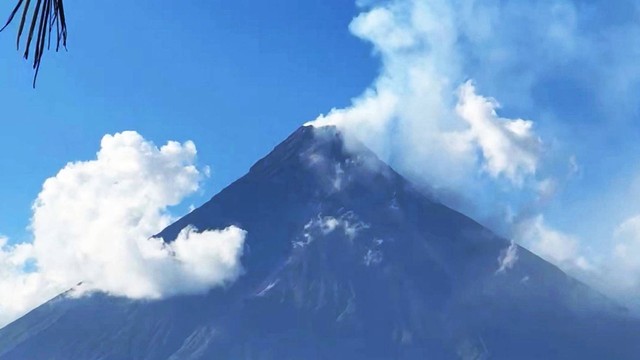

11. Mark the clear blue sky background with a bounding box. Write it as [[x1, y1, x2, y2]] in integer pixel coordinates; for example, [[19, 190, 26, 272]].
[[0, 0, 377, 242]]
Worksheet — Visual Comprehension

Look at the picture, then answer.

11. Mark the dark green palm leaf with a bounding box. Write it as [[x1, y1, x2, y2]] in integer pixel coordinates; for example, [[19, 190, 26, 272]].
[[1, 0, 68, 87]]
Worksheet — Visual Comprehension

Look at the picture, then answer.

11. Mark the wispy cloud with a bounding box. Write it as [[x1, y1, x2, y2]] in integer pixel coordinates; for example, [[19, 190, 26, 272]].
[[496, 241, 519, 274], [515, 215, 590, 271], [295, 213, 370, 249]]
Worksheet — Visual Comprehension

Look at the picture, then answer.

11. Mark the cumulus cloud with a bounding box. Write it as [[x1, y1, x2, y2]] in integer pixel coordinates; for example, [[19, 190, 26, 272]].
[[0, 132, 246, 327], [131, 226, 246, 299]]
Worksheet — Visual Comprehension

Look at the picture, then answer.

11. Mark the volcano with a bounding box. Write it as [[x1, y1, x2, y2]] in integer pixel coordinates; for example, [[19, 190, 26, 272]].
[[0, 125, 638, 359]]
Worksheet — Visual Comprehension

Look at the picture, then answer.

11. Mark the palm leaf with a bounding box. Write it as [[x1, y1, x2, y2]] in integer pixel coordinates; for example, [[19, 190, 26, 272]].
[[1, 0, 68, 87]]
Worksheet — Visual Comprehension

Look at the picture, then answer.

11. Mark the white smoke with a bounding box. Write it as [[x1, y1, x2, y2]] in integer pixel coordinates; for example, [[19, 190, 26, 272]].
[[311, 0, 640, 308], [0, 132, 246, 327], [455, 81, 541, 185], [308, 0, 546, 214]]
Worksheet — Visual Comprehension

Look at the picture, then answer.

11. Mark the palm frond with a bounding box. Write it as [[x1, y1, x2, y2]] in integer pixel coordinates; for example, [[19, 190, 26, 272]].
[[2, 0, 67, 87]]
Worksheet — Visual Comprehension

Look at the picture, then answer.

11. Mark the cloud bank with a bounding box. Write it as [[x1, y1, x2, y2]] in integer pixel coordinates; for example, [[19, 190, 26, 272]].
[[0, 132, 245, 327]]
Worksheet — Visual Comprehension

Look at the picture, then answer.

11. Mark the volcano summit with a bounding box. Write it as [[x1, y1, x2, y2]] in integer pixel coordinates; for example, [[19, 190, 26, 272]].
[[0, 126, 638, 359]]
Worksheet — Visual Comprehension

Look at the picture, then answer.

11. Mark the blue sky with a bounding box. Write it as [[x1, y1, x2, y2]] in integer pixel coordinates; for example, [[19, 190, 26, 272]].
[[0, 0, 377, 241], [2, 0, 640, 319]]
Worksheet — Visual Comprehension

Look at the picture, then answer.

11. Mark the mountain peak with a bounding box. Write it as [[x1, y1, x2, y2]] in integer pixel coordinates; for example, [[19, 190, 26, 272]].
[[3, 125, 640, 359], [246, 124, 395, 194], [249, 125, 356, 174]]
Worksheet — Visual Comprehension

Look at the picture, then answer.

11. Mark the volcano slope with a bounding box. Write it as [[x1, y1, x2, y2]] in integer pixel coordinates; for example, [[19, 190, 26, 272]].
[[0, 125, 638, 359]]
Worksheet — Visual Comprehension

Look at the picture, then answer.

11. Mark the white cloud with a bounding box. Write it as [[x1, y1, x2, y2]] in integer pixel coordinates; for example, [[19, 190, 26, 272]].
[[130, 226, 246, 299], [308, 0, 544, 198], [0, 237, 52, 327], [613, 216, 640, 277], [295, 213, 369, 249], [455, 81, 541, 185], [515, 215, 590, 271], [602, 215, 640, 304], [0, 132, 246, 328], [512, 213, 640, 312], [536, 214, 640, 310], [496, 241, 519, 274]]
